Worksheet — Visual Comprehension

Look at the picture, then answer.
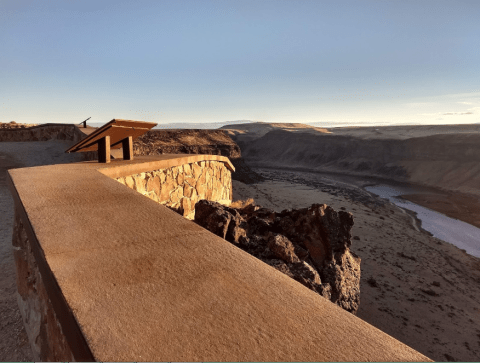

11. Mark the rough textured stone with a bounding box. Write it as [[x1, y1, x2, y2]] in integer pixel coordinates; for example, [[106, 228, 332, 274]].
[[192, 163, 202, 179], [170, 187, 183, 204], [12, 210, 75, 361], [267, 233, 300, 263], [0, 121, 39, 128], [134, 177, 146, 193], [196, 183, 206, 199], [184, 176, 196, 187], [198, 170, 207, 186], [152, 176, 161, 196], [133, 129, 241, 159], [194, 200, 361, 314], [125, 176, 135, 189], [183, 163, 192, 175], [177, 172, 184, 185], [194, 201, 232, 239], [146, 176, 157, 194], [183, 184, 194, 198], [159, 172, 166, 184], [116, 160, 232, 220], [0, 123, 85, 143]]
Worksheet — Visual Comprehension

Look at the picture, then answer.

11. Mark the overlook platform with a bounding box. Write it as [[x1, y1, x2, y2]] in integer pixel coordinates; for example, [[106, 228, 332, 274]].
[[7, 154, 430, 361]]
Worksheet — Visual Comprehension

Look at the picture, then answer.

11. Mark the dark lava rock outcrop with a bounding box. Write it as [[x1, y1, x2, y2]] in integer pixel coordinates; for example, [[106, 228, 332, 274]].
[[134, 129, 241, 158], [133, 129, 264, 184], [0, 123, 89, 143], [194, 200, 361, 314]]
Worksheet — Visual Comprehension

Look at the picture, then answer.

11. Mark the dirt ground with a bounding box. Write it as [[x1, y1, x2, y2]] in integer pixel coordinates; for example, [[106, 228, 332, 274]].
[[232, 168, 480, 362]]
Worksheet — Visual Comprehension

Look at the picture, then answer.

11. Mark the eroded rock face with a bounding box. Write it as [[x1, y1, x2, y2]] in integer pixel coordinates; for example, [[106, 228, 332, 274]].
[[133, 129, 241, 159], [194, 200, 361, 314], [133, 129, 264, 184], [0, 123, 86, 143]]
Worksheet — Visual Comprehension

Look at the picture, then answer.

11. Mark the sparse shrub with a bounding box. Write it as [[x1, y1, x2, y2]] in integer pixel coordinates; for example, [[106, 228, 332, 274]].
[[230, 198, 255, 209]]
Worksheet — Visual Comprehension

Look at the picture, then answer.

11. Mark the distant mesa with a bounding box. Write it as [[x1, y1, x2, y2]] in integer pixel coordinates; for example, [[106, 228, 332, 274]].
[[0, 121, 39, 129]]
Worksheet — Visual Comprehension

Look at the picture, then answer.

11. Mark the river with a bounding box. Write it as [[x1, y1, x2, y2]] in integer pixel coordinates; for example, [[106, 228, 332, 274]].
[[365, 184, 480, 258]]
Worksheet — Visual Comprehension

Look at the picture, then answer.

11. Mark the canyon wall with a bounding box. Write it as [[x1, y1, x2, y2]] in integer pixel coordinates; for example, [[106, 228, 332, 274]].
[[240, 129, 480, 196], [0, 124, 86, 143], [133, 129, 241, 159], [134, 129, 263, 184]]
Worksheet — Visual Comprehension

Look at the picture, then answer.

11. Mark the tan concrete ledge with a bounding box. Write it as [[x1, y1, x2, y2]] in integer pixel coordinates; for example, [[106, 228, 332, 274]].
[[97, 154, 235, 178], [7, 155, 430, 362]]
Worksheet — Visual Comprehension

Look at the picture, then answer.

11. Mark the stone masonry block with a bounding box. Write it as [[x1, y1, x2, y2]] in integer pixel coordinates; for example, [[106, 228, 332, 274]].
[[115, 159, 232, 221], [125, 176, 135, 189], [191, 163, 200, 179], [177, 172, 184, 186], [185, 176, 196, 187], [183, 163, 192, 176]]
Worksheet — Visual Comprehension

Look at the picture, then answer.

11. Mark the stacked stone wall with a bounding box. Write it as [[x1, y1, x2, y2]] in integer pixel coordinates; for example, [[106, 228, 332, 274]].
[[115, 160, 232, 219], [12, 209, 75, 361]]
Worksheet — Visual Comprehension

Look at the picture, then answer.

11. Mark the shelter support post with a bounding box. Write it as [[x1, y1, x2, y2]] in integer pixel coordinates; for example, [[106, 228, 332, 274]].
[[98, 136, 111, 163], [121, 136, 133, 160]]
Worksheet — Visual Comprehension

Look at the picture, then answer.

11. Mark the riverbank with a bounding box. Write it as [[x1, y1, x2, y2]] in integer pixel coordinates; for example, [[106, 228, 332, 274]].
[[401, 192, 480, 229], [232, 168, 480, 362], [366, 184, 480, 258]]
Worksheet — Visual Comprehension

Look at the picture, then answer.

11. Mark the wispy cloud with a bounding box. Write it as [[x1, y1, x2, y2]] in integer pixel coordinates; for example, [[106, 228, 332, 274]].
[[443, 111, 474, 115]]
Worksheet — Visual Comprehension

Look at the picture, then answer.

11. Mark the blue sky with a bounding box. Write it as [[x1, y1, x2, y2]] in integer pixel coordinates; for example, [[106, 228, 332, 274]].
[[1, 0, 479, 126]]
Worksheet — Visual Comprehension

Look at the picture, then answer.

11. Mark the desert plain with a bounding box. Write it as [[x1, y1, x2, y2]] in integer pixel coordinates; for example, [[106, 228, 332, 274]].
[[1, 121, 480, 361]]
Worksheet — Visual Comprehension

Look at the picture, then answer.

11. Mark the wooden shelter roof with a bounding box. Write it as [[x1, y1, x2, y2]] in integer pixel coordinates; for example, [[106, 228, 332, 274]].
[[66, 119, 157, 153]]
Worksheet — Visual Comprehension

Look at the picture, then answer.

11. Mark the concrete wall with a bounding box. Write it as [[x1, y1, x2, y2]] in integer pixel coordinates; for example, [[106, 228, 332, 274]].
[[7, 155, 430, 362], [115, 160, 232, 219], [9, 157, 234, 360]]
